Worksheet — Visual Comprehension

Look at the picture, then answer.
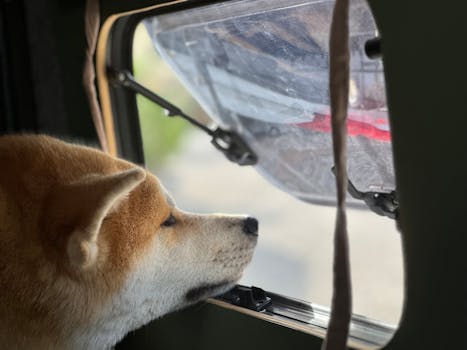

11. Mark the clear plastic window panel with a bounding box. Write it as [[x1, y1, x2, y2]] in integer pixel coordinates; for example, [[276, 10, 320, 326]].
[[144, 0, 394, 205]]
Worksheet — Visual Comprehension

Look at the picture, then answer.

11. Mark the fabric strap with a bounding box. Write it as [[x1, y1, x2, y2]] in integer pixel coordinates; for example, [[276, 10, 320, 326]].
[[321, 0, 352, 349], [83, 0, 108, 152]]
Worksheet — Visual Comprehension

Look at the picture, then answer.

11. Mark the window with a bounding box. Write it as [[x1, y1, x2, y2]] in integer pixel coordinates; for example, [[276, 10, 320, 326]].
[[132, 0, 402, 334]]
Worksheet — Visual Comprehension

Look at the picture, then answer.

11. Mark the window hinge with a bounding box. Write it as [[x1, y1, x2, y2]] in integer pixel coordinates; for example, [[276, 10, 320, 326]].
[[332, 166, 399, 220]]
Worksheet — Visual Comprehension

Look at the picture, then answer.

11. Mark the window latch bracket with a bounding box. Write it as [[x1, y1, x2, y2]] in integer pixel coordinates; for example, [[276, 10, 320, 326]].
[[218, 285, 272, 312], [332, 167, 399, 220], [109, 69, 257, 166]]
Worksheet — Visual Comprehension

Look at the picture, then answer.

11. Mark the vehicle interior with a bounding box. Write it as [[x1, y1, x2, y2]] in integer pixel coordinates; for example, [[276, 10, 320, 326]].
[[1, 0, 466, 349]]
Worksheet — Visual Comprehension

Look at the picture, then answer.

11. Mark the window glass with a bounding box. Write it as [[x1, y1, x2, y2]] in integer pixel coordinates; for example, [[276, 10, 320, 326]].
[[144, 0, 393, 205], [133, 0, 402, 327]]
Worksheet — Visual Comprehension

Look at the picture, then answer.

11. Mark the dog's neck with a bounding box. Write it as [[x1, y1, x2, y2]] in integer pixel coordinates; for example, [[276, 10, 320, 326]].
[[68, 261, 189, 349]]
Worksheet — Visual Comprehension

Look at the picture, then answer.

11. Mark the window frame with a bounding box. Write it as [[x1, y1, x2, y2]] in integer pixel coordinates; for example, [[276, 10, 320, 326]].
[[97, 2, 399, 348], [97, 0, 229, 164]]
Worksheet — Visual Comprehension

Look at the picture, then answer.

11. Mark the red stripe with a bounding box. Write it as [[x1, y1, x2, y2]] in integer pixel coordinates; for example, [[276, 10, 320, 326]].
[[297, 114, 391, 142]]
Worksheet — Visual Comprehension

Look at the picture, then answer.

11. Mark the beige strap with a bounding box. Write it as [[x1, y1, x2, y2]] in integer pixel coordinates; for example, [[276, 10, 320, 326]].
[[83, 0, 108, 153], [321, 0, 352, 349]]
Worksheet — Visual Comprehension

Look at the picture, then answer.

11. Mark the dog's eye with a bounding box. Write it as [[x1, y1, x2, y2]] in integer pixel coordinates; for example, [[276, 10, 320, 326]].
[[162, 213, 176, 227]]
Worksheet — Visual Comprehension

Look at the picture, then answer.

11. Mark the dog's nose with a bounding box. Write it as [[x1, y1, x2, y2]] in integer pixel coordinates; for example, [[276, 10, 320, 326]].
[[242, 217, 258, 236]]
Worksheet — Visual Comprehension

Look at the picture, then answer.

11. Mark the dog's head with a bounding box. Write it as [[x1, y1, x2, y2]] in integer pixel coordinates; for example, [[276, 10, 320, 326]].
[[0, 135, 257, 348]]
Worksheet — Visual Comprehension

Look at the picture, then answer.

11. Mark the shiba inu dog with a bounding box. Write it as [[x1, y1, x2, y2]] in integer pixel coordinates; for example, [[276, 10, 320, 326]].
[[0, 134, 258, 349]]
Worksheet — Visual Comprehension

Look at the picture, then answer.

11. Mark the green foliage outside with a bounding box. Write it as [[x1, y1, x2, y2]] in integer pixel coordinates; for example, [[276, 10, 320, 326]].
[[133, 24, 207, 170], [136, 95, 188, 170]]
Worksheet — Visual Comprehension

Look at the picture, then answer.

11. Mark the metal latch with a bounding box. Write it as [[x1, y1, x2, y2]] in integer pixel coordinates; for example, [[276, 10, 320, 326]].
[[332, 167, 399, 220], [349, 183, 398, 220], [110, 69, 258, 166], [365, 37, 382, 60], [219, 285, 272, 312]]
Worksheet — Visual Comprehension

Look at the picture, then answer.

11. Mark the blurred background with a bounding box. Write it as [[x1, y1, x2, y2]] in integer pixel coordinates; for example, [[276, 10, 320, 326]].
[[133, 24, 403, 326]]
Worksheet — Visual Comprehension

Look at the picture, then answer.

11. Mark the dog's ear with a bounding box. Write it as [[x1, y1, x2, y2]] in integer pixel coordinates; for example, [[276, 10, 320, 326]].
[[48, 168, 146, 269]]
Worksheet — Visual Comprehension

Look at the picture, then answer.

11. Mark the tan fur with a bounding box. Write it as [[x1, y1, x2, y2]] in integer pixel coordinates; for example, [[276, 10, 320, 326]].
[[0, 135, 257, 349]]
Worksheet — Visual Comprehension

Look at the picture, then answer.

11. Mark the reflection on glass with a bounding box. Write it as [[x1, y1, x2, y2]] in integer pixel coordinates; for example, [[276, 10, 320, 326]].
[[145, 0, 393, 205]]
